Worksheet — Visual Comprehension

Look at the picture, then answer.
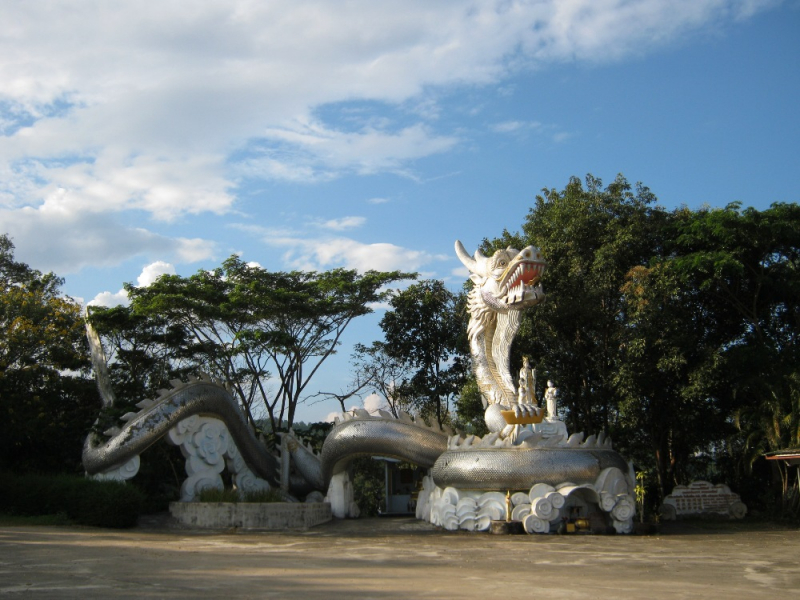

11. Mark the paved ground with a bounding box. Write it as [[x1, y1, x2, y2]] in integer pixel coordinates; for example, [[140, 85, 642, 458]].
[[0, 516, 798, 599]]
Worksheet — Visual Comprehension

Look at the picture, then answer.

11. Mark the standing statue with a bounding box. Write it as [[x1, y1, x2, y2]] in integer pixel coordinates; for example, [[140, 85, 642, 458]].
[[545, 381, 558, 420], [517, 357, 537, 406]]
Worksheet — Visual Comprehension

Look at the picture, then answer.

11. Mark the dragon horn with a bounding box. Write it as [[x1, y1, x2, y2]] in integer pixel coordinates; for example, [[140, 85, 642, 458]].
[[455, 240, 479, 273]]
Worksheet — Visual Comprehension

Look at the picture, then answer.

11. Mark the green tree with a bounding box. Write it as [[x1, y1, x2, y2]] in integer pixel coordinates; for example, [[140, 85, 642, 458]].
[[667, 202, 800, 513], [86, 303, 199, 447], [453, 376, 489, 436], [484, 174, 667, 436], [615, 261, 731, 498], [480, 177, 799, 511], [109, 256, 412, 433], [378, 280, 468, 426], [0, 234, 95, 473]]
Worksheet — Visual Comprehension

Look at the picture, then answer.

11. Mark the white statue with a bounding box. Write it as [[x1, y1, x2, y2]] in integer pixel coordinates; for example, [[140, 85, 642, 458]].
[[545, 381, 558, 420], [517, 357, 537, 406]]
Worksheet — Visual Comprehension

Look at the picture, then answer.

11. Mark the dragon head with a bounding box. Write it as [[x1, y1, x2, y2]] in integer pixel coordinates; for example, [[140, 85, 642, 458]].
[[455, 240, 546, 310]]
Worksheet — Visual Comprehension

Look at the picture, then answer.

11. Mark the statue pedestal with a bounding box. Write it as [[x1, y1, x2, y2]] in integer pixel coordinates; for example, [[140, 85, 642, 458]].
[[533, 418, 568, 440]]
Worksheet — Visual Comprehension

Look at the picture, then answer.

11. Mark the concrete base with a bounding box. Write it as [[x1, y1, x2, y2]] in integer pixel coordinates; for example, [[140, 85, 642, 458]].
[[169, 501, 332, 530]]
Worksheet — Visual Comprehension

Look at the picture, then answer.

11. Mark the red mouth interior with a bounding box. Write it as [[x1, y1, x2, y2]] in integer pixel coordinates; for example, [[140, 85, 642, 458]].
[[508, 261, 545, 289]]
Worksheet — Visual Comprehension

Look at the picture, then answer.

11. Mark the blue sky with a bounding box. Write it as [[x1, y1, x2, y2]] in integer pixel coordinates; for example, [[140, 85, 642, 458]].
[[1, 1, 798, 422]]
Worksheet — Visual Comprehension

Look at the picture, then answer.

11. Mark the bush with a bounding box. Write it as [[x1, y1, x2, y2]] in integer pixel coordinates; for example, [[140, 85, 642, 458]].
[[352, 457, 385, 517], [0, 471, 144, 528], [195, 487, 240, 503], [241, 488, 284, 503], [194, 487, 284, 503]]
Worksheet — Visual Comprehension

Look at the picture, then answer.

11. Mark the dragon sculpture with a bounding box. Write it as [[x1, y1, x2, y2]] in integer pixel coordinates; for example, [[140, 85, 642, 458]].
[[454, 240, 547, 434], [82, 240, 636, 533]]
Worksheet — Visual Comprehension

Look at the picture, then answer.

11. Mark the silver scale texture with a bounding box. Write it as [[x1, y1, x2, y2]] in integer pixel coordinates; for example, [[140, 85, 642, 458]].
[[431, 447, 629, 490], [319, 418, 448, 483], [82, 381, 281, 483]]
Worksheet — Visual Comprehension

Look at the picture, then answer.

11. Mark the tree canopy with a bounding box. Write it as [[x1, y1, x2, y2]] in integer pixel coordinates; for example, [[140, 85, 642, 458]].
[[481, 175, 800, 511], [91, 256, 414, 434], [0, 235, 95, 472], [375, 280, 468, 427]]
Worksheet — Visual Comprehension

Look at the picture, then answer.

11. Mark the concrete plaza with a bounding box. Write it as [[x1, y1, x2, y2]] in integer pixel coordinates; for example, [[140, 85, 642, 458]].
[[0, 517, 797, 599]]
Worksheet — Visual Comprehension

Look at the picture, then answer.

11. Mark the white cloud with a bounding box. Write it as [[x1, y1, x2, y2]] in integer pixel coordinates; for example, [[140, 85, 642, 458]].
[[269, 235, 445, 272], [88, 260, 177, 307], [0, 206, 216, 275], [0, 0, 780, 272], [232, 220, 443, 272], [137, 261, 176, 287], [88, 289, 130, 308], [451, 266, 471, 279], [491, 121, 542, 134], [322, 393, 389, 423], [367, 197, 391, 204], [255, 121, 459, 180], [318, 216, 366, 231], [363, 393, 387, 415], [552, 131, 573, 143], [2, 0, 773, 199]]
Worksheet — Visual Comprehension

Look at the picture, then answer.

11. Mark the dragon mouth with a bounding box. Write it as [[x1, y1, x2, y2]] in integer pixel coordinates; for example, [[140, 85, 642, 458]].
[[505, 260, 544, 289], [498, 259, 546, 305]]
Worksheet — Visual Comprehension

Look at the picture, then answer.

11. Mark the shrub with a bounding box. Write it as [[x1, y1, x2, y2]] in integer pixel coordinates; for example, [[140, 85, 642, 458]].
[[194, 486, 284, 503], [0, 471, 144, 528], [241, 488, 284, 503], [195, 487, 240, 503]]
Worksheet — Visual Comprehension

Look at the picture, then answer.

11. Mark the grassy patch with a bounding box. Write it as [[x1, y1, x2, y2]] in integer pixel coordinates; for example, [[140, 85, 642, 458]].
[[241, 488, 284, 503], [0, 512, 73, 526]]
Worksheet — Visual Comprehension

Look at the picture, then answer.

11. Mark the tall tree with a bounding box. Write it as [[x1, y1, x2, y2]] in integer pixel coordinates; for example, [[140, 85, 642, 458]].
[[668, 202, 800, 512], [378, 280, 468, 426], [481, 178, 800, 509], [615, 259, 731, 497], [484, 174, 667, 436], [106, 256, 412, 433], [0, 234, 95, 472]]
